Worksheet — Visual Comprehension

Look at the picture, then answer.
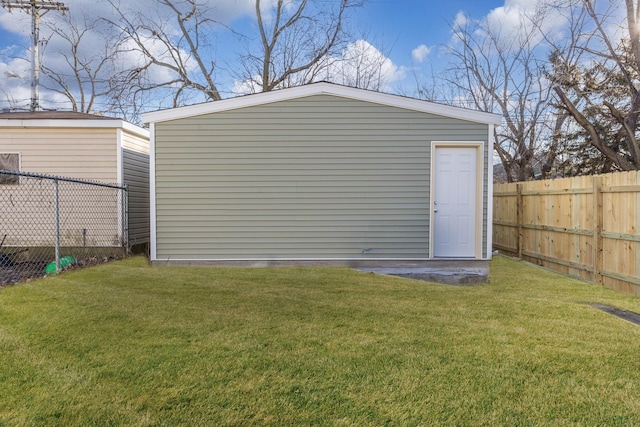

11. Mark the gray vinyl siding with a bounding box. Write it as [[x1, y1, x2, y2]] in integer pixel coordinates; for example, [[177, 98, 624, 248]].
[[122, 130, 151, 245], [123, 148, 150, 244], [154, 95, 489, 260]]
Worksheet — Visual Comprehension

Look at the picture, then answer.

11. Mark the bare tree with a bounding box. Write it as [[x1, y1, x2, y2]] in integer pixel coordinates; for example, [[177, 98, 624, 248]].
[[445, 7, 555, 182], [532, 0, 593, 178], [552, 0, 640, 171], [39, 12, 133, 116], [324, 38, 400, 91], [106, 0, 223, 108], [237, 0, 362, 93], [0, 87, 24, 111]]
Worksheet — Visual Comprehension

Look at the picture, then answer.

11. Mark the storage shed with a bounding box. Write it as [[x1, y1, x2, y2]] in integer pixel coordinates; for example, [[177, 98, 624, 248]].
[[0, 111, 150, 246], [143, 83, 501, 275]]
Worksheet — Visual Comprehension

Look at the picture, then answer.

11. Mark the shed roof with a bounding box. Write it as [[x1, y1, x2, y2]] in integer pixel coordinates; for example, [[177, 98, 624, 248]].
[[0, 111, 149, 139], [0, 111, 113, 120], [142, 82, 503, 126]]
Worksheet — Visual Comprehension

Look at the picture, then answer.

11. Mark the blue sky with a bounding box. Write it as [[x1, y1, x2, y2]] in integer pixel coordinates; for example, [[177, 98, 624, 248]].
[[358, 0, 504, 63], [354, 0, 506, 93], [0, 0, 509, 109]]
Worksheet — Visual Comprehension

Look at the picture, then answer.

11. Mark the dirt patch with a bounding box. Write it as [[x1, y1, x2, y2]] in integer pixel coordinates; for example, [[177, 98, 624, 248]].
[[0, 262, 48, 288]]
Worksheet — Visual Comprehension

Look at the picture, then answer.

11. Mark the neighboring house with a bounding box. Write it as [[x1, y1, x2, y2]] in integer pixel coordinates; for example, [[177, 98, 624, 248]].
[[0, 111, 150, 247], [143, 82, 501, 273]]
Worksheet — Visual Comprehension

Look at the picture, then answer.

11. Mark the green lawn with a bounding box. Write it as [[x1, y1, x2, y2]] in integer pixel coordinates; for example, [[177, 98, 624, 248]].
[[1, 256, 640, 426]]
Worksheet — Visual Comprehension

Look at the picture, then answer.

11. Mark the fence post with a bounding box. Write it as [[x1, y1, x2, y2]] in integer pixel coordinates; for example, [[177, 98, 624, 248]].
[[516, 183, 523, 259], [593, 175, 603, 284], [54, 178, 61, 274], [123, 185, 129, 254]]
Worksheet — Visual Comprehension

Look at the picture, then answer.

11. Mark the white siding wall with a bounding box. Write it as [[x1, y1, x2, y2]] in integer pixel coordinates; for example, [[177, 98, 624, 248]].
[[0, 128, 118, 182], [0, 124, 150, 248], [0, 127, 120, 247], [154, 95, 489, 260]]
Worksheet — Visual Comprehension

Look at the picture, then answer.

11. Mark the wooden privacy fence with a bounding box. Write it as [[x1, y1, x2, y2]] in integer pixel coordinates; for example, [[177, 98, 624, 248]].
[[493, 171, 640, 296]]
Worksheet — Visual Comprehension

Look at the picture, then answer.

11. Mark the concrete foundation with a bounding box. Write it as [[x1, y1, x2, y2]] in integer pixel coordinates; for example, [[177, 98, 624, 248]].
[[152, 258, 490, 285]]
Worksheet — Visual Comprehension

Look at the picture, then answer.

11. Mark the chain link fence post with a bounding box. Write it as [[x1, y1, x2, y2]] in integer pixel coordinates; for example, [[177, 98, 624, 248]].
[[54, 177, 61, 274], [123, 184, 129, 255]]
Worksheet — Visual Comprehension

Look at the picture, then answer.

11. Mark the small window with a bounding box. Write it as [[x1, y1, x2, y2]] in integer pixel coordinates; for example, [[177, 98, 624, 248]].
[[0, 153, 20, 185]]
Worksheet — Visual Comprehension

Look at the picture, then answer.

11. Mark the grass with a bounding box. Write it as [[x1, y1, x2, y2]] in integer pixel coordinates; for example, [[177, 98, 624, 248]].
[[1, 255, 640, 426]]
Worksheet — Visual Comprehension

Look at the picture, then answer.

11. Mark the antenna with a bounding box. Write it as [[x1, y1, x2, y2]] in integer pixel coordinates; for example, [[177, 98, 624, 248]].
[[1, 0, 69, 112]]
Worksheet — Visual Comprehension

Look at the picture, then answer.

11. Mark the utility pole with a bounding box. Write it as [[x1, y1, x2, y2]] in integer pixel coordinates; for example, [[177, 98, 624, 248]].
[[1, 0, 68, 112]]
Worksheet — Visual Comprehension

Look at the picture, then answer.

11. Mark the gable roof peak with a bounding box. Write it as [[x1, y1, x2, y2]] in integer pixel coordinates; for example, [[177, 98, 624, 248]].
[[142, 82, 502, 126]]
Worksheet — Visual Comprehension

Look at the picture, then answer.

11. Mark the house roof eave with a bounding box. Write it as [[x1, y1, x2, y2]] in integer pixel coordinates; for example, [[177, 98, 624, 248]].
[[142, 82, 502, 126]]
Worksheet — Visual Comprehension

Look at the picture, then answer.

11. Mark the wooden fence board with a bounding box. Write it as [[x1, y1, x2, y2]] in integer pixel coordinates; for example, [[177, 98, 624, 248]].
[[493, 171, 640, 296]]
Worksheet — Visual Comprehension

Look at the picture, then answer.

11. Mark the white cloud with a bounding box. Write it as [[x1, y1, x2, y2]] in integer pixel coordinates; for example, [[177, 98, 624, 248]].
[[453, 11, 468, 30], [449, 0, 569, 53], [232, 39, 405, 95], [324, 39, 406, 91], [483, 0, 566, 48], [485, 0, 535, 30], [232, 76, 261, 96], [0, 55, 31, 110], [255, 0, 300, 23], [0, 8, 31, 35], [115, 35, 198, 85], [412, 44, 432, 63]]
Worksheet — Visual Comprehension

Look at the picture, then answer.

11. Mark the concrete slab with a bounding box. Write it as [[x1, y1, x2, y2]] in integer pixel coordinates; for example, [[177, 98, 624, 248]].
[[357, 266, 489, 285], [591, 303, 640, 327]]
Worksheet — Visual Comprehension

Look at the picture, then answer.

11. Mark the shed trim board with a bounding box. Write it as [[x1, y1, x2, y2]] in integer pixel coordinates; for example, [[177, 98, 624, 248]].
[[116, 128, 124, 185], [145, 83, 500, 264], [149, 122, 157, 259], [487, 124, 495, 258], [0, 119, 150, 140], [116, 128, 125, 244]]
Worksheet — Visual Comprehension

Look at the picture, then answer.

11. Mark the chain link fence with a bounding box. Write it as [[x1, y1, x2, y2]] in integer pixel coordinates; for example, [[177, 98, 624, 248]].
[[1, 170, 128, 286]]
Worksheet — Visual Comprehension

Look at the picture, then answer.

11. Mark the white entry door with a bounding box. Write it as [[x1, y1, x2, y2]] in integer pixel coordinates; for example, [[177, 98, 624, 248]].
[[433, 146, 477, 258]]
